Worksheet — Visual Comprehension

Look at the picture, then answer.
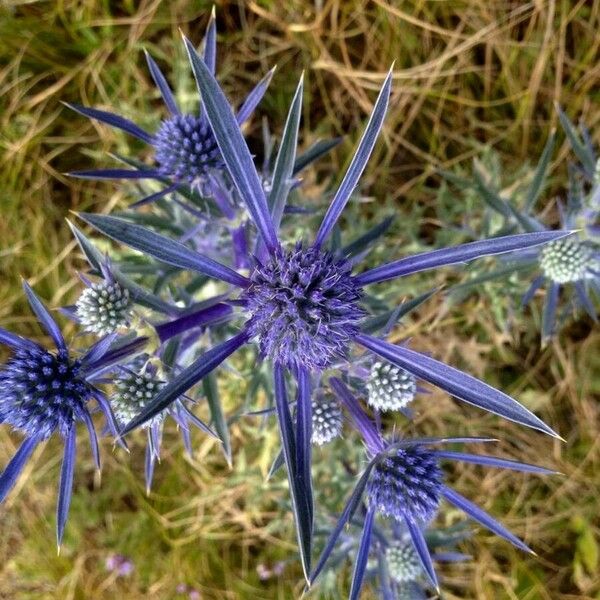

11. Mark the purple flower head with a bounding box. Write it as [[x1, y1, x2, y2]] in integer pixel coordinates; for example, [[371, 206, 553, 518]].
[[105, 553, 134, 577], [367, 445, 442, 524], [154, 113, 222, 187], [243, 243, 364, 371], [66, 11, 274, 209], [0, 345, 92, 440], [311, 378, 558, 596], [0, 282, 145, 547], [79, 43, 569, 582]]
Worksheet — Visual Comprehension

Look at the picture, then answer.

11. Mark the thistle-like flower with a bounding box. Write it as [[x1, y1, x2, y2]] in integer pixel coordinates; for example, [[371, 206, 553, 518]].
[[65, 11, 274, 208], [386, 541, 423, 583], [310, 378, 557, 598], [366, 361, 417, 412], [311, 394, 343, 446], [0, 282, 145, 546], [111, 360, 215, 494], [76, 267, 131, 336], [78, 42, 567, 581]]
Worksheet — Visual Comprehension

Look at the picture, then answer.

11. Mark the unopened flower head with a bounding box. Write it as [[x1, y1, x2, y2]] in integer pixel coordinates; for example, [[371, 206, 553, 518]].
[[367, 445, 442, 524], [112, 367, 165, 428], [76, 280, 131, 336], [366, 361, 417, 411], [311, 394, 343, 445], [154, 114, 222, 186], [243, 243, 364, 371], [386, 541, 422, 583], [539, 238, 594, 283]]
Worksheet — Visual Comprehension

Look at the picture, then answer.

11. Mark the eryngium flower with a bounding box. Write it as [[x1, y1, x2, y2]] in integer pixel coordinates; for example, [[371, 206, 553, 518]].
[[242, 243, 364, 371], [66, 11, 274, 207], [0, 282, 144, 546], [386, 541, 422, 584], [366, 361, 416, 411], [539, 237, 594, 283], [368, 445, 442, 523], [76, 280, 131, 335], [313, 378, 558, 595], [112, 368, 164, 427], [79, 45, 568, 581], [154, 113, 221, 185], [111, 361, 216, 494], [311, 395, 343, 445]]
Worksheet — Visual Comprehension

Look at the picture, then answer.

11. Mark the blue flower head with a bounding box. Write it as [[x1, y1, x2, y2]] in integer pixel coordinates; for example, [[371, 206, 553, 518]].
[[78, 39, 568, 581], [66, 10, 275, 208], [0, 282, 145, 546], [309, 378, 558, 598], [111, 358, 216, 494]]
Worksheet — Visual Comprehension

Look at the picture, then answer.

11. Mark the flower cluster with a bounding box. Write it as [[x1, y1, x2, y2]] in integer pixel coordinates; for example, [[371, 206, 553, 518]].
[[1, 9, 591, 599]]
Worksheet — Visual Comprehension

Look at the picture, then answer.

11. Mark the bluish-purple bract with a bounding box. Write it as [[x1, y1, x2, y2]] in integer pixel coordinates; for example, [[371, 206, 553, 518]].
[[242, 242, 365, 371], [0, 346, 92, 440], [367, 445, 442, 524], [154, 114, 222, 185]]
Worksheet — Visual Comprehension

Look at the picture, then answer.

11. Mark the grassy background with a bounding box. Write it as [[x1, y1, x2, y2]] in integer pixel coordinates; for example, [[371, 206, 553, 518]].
[[0, 0, 599, 598]]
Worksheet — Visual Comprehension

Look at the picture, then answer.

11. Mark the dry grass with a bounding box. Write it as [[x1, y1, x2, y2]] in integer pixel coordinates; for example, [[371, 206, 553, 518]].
[[0, 0, 599, 598]]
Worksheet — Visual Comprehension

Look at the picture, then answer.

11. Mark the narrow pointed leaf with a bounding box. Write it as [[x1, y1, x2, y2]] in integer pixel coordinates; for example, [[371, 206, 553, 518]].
[[155, 303, 233, 343], [145, 439, 156, 495], [267, 448, 285, 480], [521, 275, 545, 307], [356, 334, 559, 438], [93, 390, 128, 452], [64, 103, 154, 144], [202, 8, 217, 75], [236, 67, 276, 125], [349, 506, 375, 600], [177, 401, 218, 439], [183, 37, 278, 251], [442, 486, 533, 553], [145, 50, 179, 114], [80, 333, 119, 369], [82, 335, 148, 379], [575, 282, 597, 321], [269, 75, 303, 229], [406, 517, 439, 590], [274, 364, 312, 582], [526, 131, 555, 210], [122, 331, 249, 434], [434, 451, 557, 474], [360, 289, 436, 334], [81, 408, 100, 470], [130, 183, 179, 208], [310, 462, 375, 584], [314, 68, 392, 247], [343, 215, 394, 258], [542, 282, 559, 342], [0, 328, 38, 352], [0, 436, 39, 503], [355, 231, 571, 285], [79, 213, 249, 288], [68, 168, 163, 180], [293, 137, 342, 175], [22, 281, 65, 351], [556, 104, 596, 175], [295, 368, 313, 525], [202, 372, 231, 465], [57, 426, 76, 547]]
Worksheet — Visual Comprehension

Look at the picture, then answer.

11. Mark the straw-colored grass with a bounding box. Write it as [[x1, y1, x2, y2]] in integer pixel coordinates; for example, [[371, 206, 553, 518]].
[[0, 1, 599, 598]]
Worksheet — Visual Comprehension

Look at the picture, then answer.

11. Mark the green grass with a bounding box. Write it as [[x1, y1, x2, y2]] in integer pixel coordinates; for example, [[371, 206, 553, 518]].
[[1, 1, 599, 598]]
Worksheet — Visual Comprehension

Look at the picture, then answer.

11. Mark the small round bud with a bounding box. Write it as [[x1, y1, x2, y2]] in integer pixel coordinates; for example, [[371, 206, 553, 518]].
[[311, 395, 343, 445], [386, 541, 421, 583], [539, 238, 593, 283], [76, 281, 131, 335], [366, 361, 416, 412], [112, 370, 164, 428]]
